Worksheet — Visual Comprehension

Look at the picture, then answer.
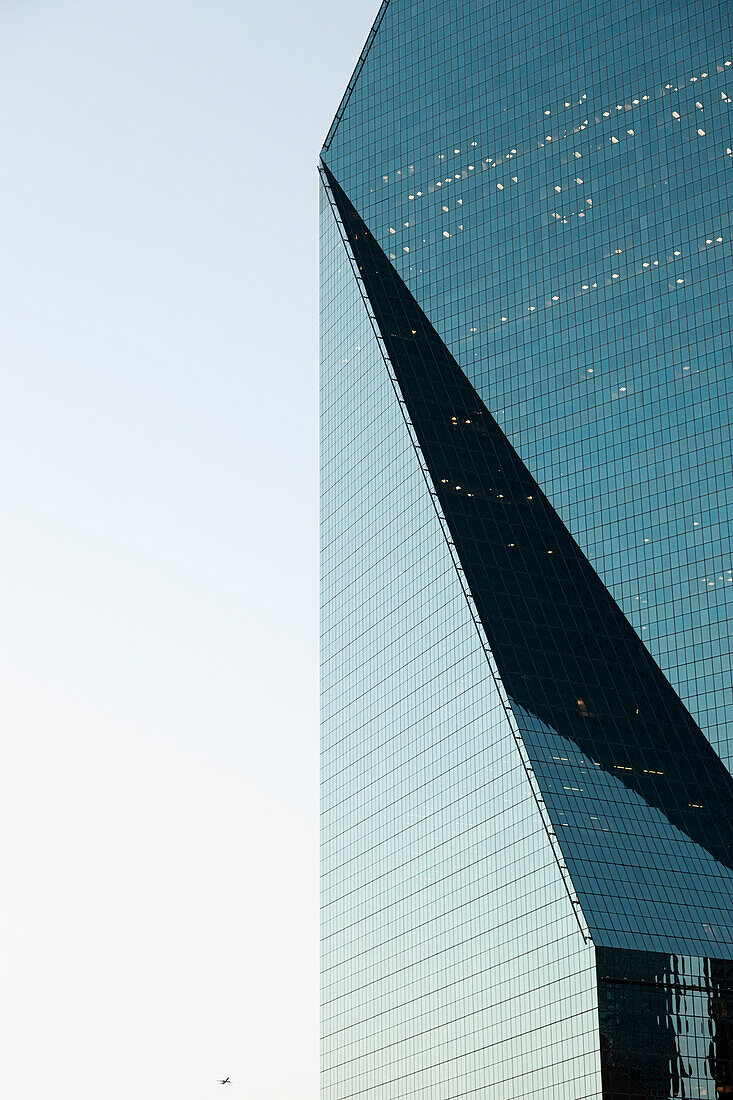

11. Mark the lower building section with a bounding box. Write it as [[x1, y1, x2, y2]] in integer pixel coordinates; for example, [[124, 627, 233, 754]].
[[597, 949, 733, 1099]]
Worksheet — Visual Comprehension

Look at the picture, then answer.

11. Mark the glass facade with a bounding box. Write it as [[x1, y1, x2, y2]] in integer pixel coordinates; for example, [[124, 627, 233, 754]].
[[320, 182, 601, 1099], [320, 0, 733, 1096]]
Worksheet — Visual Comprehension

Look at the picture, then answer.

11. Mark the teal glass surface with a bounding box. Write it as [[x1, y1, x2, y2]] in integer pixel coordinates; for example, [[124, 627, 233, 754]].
[[320, 0, 733, 1095], [322, 0, 733, 770]]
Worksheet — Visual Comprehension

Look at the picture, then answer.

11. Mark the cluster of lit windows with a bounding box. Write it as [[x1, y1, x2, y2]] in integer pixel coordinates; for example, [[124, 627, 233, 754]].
[[361, 55, 732, 198], [376, 88, 732, 326], [374, 74, 732, 225]]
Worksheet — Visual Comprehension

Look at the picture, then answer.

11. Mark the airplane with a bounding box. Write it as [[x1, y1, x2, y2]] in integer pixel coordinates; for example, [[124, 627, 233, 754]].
[[218, 1078, 231, 1085]]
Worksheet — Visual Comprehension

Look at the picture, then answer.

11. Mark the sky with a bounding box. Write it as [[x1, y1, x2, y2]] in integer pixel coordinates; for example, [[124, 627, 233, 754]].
[[0, 0, 377, 1095]]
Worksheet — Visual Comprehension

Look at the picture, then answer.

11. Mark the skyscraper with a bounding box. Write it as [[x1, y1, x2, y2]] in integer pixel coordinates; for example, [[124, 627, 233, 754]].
[[319, 1, 733, 1096]]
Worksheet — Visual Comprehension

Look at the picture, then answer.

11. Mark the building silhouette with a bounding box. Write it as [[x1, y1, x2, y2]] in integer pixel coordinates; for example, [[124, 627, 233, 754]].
[[320, 2, 733, 1095]]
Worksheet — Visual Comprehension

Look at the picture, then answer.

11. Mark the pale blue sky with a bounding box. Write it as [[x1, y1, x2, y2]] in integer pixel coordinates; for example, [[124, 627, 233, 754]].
[[0, 1, 376, 1095]]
